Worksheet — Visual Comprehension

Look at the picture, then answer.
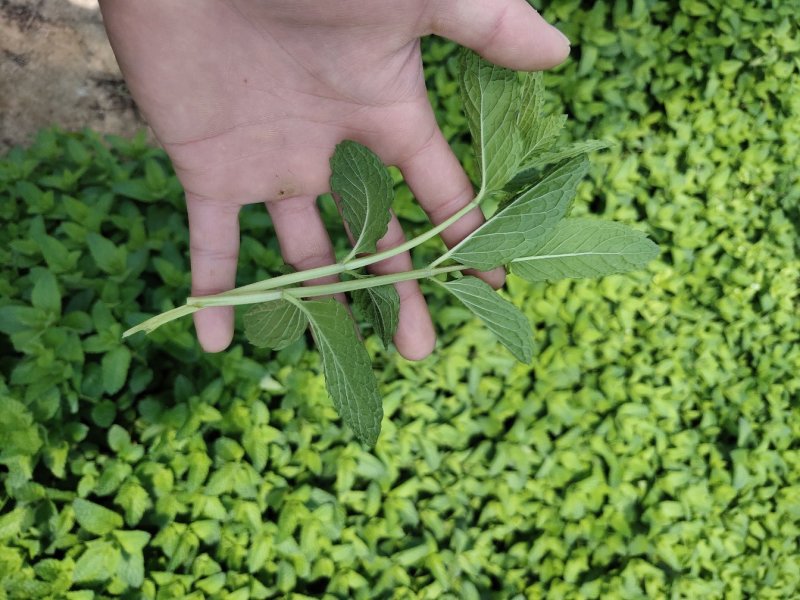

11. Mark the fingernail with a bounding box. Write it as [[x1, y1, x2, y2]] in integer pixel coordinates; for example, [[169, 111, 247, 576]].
[[552, 26, 571, 47]]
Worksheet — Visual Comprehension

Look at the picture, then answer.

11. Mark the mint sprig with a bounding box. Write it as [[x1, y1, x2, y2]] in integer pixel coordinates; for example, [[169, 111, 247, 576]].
[[124, 49, 659, 447]]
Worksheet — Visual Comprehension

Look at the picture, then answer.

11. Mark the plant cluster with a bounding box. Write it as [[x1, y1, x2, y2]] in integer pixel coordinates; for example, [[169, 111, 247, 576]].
[[126, 50, 658, 447]]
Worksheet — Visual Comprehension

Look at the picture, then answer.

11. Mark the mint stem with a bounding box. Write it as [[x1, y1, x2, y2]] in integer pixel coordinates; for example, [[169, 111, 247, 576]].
[[187, 264, 465, 308], [230, 191, 483, 295], [123, 191, 484, 338]]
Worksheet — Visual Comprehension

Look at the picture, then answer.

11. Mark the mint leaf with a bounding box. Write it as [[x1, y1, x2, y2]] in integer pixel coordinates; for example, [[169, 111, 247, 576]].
[[86, 232, 127, 275], [299, 299, 382, 447], [440, 277, 533, 363], [330, 140, 394, 257], [31, 269, 61, 315], [352, 285, 400, 349], [118, 550, 145, 588], [73, 541, 120, 584], [510, 218, 660, 281], [102, 345, 131, 395], [0, 507, 28, 541], [113, 530, 151, 554], [510, 140, 611, 190], [517, 71, 566, 164], [446, 156, 589, 270], [73, 498, 124, 535], [244, 299, 308, 350], [459, 50, 521, 192]]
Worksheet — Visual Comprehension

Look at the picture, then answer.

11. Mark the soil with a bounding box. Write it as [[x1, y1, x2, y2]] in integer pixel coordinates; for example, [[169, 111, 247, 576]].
[[0, 0, 149, 152]]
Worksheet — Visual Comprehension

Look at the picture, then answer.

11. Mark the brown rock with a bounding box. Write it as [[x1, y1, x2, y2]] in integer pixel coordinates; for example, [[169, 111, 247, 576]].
[[0, 0, 151, 151]]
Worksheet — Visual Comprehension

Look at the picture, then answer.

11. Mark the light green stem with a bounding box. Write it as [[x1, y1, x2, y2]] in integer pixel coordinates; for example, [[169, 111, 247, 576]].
[[123, 190, 484, 338], [186, 264, 465, 308], [230, 191, 483, 295]]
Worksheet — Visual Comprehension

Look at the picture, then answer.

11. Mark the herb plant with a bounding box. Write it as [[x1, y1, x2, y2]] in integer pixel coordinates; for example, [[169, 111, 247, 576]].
[[125, 50, 659, 446]]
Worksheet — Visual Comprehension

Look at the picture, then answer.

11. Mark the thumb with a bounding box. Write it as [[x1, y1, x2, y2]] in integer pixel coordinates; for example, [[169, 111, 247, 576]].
[[427, 0, 570, 71]]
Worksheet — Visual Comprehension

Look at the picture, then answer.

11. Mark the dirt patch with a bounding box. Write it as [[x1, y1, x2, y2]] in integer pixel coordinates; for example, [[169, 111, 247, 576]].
[[0, 0, 150, 151]]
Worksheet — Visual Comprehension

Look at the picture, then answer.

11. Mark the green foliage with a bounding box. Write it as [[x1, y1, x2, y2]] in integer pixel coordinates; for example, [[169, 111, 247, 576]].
[[1, 0, 800, 597]]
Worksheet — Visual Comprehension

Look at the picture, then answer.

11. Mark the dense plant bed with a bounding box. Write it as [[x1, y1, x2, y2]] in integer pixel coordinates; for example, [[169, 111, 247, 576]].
[[1, 0, 799, 597]]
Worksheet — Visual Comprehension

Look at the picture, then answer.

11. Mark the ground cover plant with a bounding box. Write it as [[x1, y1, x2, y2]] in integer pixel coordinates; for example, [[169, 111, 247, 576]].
[[1, 0, 800, 598], [125, 50, 658, 447]]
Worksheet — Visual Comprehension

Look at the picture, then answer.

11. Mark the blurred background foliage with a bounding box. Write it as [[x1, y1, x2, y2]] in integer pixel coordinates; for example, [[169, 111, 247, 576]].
[[1, 0, 799, 598]]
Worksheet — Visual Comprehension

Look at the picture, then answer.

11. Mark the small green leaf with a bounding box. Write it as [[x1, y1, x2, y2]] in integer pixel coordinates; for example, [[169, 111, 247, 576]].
[[118, 551, 145, 588], [113, 530, 151, 554], [108, 425, 131, 453], [31, 230, 77, 273], [510, 140, 611, 189], [72, 541, 120, 584], [516, 71, 566, 164], [440, 277, 533, 363], [86, 232, 126, 275], [248, 536, 271, 573], [244, 299, 308, 350], [459, 50, 521, 192], [73, 498, 124, 536], [352, 285, 400, 349], [0, 305, 45, 334], [447, 156, 589, 270], [299, 299, 382, 447], [0, 507, 29, 541], [102, 346, 131, 395], [31, 270, 61, 315], [114, 482, 151, 526], [330, 140, 394, 256], [510, 218, 660, 281]]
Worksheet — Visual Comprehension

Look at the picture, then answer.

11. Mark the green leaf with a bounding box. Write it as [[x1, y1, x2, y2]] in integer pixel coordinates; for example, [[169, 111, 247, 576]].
[[108, 424, 131, 453], [114, 481, 151, 526], [0, 305, 45, 334], [329, 140, 394, 256], [0, 507, 29, 541], [31, 230, 77, 273], [118, 551, 145, 588], [73, 498, 124, 536], [86, 232, 126, 275], [31, 270, 61, 315], [351, 285, 400, 349], [440, 277, 533, 363], [510, 140, 611, 190], [113, 530, 151, 554], [447, 156, 589, 270], [516, 71, 567, 164], [459, 50, 521, 192], [244, 299, 308, 350], [102, 346, 131, 395], [299, 299, 382, 446], [510, 218, 660, 281], [72, 541, 120, 584]]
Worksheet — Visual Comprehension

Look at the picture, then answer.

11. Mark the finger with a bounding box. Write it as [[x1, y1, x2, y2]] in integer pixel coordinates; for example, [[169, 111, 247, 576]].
[[397, 127, 506, 289], [368, 213, 435, 361], [428, 0, 570, 71], [187, 195, 240, 353], [265, 196, 346, 303]]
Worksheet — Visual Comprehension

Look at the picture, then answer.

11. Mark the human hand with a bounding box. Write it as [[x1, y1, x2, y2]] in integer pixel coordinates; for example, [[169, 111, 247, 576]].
[[99, 0, 570, 359]]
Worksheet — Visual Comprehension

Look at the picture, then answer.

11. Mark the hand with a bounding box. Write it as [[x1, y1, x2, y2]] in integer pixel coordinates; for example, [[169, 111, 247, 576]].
[[99, 0, 570, 358]]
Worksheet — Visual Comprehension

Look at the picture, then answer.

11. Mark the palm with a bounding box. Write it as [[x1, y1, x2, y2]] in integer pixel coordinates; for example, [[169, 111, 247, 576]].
[[100, 0, 570, 357]]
